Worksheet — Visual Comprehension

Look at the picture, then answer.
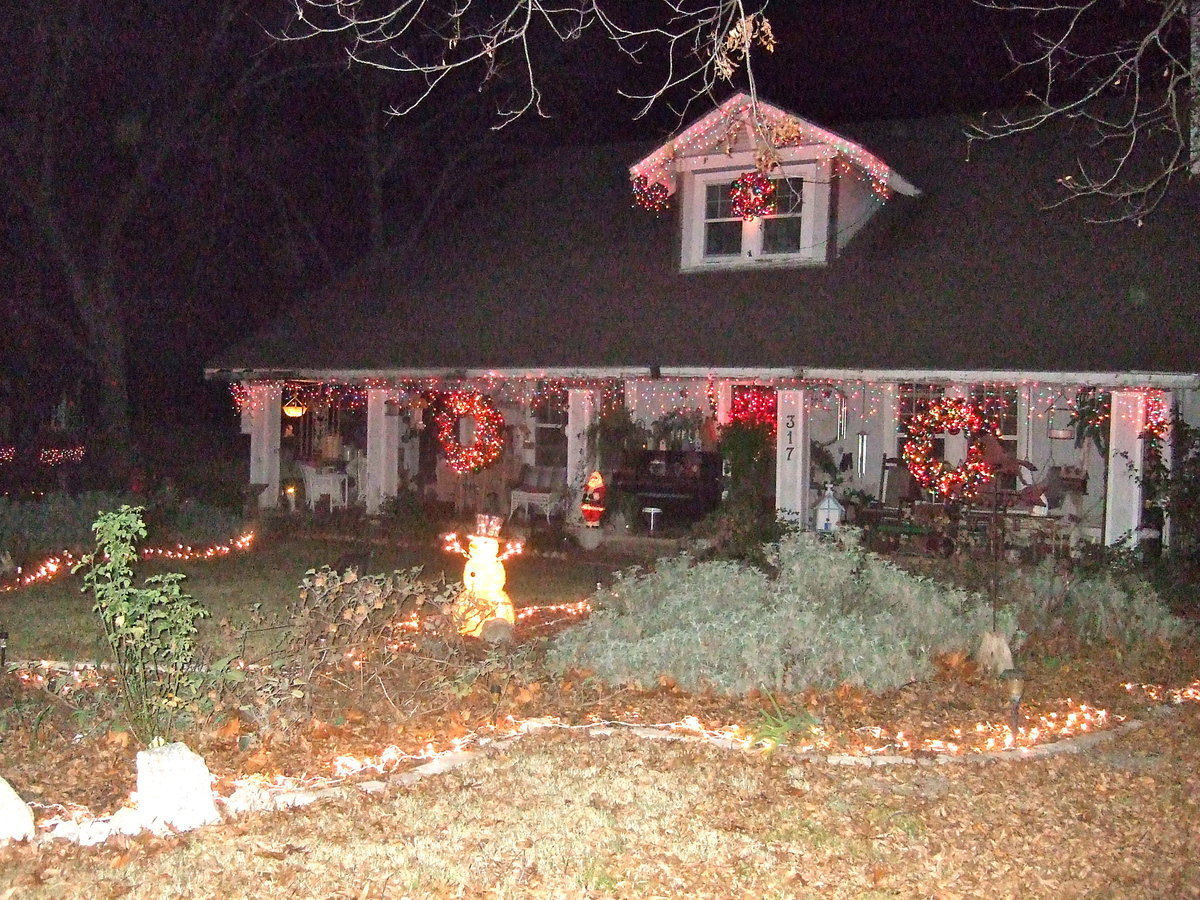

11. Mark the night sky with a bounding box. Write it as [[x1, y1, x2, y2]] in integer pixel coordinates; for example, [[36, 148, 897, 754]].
[[0, 1, 1131, 457]]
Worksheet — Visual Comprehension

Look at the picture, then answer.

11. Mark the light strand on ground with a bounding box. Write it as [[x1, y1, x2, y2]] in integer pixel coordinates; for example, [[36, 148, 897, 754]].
[[0, 532, 257, 593]]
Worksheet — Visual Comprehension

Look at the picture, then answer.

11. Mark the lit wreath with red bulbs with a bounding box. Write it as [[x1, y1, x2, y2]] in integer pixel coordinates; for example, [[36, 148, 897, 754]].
[[631, 174, 671, 215], [901, 398, 995, 499], [730, 170, 776, 220], [434, 391, 506, 474]]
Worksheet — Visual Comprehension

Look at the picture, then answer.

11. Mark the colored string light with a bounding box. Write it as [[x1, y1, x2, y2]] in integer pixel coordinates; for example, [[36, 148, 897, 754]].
[[630, 174, 671, 215]]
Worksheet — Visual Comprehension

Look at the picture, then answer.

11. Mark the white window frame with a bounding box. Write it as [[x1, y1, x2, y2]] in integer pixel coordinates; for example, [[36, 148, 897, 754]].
[[679, 149, 828, 271]]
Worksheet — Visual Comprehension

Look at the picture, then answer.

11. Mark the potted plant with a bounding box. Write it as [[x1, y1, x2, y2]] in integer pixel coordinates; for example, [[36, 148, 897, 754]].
[[604, 488, 642, 533], [586, 405, 650, 473]]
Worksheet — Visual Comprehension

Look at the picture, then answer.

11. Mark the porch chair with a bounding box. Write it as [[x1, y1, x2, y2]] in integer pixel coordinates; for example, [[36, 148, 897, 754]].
[[299, 462, 348, 510], [878, 455, 920, 513], [508, 464, 566, 523]]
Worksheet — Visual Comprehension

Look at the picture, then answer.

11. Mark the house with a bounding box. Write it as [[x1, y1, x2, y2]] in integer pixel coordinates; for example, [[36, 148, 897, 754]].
[[206, 93, 1200, 549]]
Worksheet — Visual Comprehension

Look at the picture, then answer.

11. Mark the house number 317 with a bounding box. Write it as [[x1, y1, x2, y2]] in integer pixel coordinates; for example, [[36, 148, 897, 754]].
[[784, 413, 796, 460]]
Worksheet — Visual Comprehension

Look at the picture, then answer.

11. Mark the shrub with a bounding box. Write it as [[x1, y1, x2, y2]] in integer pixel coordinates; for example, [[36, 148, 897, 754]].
[[1001, 560, 1188, 651], [0, 490, 244, 561], [696, 490, 793, 567], [547, 530, 1011, 695], [73, 506, 210, 741], [286, 565, 458, 673]]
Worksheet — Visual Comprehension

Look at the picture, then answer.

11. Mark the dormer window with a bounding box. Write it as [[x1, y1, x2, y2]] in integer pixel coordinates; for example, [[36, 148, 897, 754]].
[[702, 176, 806, 258], [628, 93, 920, 274], [682, 161, 825, 271]]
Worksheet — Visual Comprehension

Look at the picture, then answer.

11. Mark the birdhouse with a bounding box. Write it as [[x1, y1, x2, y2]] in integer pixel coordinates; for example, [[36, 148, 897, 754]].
[[813, 485, 845, 532]]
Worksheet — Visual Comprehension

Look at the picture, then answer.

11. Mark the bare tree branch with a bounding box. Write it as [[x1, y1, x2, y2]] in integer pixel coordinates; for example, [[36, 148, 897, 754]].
[[281, 1, 774, 129], [971, 0, 1197, 222]]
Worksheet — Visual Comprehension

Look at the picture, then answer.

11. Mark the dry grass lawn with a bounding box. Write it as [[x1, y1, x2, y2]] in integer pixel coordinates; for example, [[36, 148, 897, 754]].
[[3, 707, 1199, 899]]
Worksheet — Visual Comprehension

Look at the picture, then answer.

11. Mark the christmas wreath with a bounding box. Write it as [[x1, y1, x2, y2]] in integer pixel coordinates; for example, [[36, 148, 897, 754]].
[[730, 170, 776, 220], [630, 174, 670, 215], [434, 392, 506, 474], [901, 398, 994, 499]]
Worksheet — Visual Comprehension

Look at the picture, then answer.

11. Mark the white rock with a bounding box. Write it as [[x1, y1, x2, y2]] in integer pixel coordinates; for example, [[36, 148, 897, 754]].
[[0, 776, 35, 843], [136, 742, 221, 832], [222, 783, 274, 817]]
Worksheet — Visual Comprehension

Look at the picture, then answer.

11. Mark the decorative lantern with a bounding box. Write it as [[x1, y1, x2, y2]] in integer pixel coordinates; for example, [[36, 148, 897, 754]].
[[581, 470, 606, 527], [1047, 390, 1074, 440], [443, 514, 522, 641], [282, 387, 307, 419], [813, 485, 845, 532]]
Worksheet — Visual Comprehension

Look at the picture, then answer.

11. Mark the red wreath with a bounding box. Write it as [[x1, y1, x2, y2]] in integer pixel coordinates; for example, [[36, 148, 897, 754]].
[[902, 398, 995, 499], [631, 174, 670, 215], [434, 392, 506, 474], [730, 171, 776, 220]]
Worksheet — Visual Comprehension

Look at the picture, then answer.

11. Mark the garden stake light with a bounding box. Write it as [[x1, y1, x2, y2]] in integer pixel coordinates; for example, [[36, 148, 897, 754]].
[[1002, 668, 1026, 734]]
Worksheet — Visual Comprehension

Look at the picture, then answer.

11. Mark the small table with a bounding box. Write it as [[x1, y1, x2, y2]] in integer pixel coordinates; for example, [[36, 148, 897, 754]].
[[642, 506, 663, 532]]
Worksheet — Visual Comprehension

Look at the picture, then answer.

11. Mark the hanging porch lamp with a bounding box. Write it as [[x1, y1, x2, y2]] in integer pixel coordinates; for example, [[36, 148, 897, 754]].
[[282, 387, 308, 419], [1047, 391, 1074, 440]]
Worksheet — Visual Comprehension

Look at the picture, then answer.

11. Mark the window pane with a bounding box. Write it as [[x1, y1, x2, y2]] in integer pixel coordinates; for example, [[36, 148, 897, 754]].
[[534, 425, 567, 467], [970, 386, 1018, 438], [705, 182, 734, 219], [704, 220, 742, 256], [773, 177, 803, 215], [898, 383, 945, 461], [762, 216, 804, 254]]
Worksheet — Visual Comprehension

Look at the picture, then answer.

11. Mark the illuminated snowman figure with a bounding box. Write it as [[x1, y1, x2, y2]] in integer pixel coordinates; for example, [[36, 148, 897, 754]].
[[443, 514, 522, 641]]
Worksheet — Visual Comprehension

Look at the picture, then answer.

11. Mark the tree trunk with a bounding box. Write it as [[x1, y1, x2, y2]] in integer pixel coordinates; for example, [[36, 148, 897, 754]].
[[1191, 0, 1199, 175], [76, 277, 135, 487]]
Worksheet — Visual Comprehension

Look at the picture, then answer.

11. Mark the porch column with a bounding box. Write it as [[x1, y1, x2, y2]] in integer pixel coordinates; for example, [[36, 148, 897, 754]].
[[247, 382, 281, 509], [566, 388, 601, 522], [873, 383, 899, 497], [365, 388, 401, 515], [775, 389, 810, 527], [716, 381, 733, 426], [1104, 390, 1147, 546]]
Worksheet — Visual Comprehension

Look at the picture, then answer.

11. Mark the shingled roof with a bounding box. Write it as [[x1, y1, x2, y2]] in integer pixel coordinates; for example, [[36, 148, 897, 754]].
[[207, 108, 1200, 381]]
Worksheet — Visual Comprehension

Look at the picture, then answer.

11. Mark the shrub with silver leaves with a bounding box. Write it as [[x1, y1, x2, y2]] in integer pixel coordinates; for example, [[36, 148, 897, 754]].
[[548, 531, 1013, 695]]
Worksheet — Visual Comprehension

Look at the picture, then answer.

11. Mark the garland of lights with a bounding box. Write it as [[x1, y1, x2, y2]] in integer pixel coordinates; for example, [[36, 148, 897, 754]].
[[630, 174, 670, 215], [729, 170, 776, 220], [0, 445, 85, 467], [434, 392, 506, 474], [901, 398, 995, 500], [729, 386, 778, 437]]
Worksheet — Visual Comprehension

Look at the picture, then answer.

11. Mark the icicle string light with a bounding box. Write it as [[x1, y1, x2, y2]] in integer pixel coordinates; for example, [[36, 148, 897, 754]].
[[627, 94, 901, 201]]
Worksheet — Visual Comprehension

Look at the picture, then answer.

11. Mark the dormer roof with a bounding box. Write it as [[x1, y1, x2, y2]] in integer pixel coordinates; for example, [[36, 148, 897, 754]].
[[628, 92, 920, 199]]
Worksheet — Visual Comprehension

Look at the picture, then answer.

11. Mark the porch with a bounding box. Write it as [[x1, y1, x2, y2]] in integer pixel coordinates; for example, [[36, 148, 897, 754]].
[[231, 371, 1196, 555]]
